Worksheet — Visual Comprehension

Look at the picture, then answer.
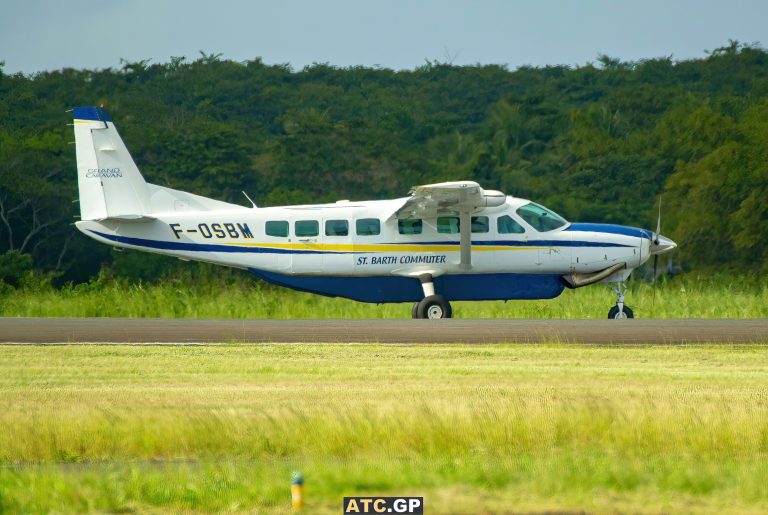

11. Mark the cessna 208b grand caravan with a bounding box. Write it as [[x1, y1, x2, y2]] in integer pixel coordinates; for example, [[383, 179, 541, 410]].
[[72, 106, 676, 319]]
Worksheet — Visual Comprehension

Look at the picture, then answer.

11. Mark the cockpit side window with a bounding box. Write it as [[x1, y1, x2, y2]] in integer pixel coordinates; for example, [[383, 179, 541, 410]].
[[515, 203, 567, 232], [497, 215, 525, 234]]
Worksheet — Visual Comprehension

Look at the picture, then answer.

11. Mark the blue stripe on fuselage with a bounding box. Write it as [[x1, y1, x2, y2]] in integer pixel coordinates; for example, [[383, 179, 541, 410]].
[[397, 240, 632, 248], [88, 230, 317, 254], [565, 223, 652, 239], [89, 230, 632, 254]]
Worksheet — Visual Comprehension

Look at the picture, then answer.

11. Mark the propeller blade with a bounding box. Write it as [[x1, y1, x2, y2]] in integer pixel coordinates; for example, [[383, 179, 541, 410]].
[[652, 253, 659, 312], [652, 197, 661, 312], [654, 197, 662, 245]]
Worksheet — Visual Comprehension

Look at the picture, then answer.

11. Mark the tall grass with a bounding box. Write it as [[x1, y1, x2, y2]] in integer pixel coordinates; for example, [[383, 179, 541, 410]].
[[1, 272, 766, 318], [1, 344, 767, 512]]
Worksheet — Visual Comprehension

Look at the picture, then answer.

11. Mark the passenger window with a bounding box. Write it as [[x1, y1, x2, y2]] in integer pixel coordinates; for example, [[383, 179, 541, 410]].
[[437, 216, 460, 234], [325, 219, 349, 236], [356, 218, 380, 236], [265, 220, 289, 237], [295, 220, 319, 237], [497, 215, 525, 234], [398, 219, 422, 235], [471, 216, 489, 233]]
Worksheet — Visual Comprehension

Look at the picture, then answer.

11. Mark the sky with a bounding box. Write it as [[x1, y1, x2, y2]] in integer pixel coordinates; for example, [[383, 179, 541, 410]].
[[1, 0, 767, 74]]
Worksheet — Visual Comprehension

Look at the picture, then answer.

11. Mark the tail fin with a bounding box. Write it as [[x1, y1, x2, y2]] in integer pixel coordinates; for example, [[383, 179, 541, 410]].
[[73, 106, 152, 221]]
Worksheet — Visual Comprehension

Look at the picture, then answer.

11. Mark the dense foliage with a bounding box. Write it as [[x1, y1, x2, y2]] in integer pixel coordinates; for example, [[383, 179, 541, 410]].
[[1, 41, 767, 284]]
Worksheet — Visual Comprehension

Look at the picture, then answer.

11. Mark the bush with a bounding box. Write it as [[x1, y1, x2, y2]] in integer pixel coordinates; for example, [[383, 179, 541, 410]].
[[0, 251, 33, 286]]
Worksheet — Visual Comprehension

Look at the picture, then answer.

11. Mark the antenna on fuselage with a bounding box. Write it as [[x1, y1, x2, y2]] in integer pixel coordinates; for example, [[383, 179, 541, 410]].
[[242, 191, 257, 208]]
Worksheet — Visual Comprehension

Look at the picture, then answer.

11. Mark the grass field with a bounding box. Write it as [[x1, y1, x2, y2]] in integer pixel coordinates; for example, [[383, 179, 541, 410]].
[[1, 344, 767, 513], [1, 272, 767, 318]]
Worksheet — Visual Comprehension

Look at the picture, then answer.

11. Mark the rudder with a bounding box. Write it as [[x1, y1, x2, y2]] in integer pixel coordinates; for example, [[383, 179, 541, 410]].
[[73, 106, 152, 221]]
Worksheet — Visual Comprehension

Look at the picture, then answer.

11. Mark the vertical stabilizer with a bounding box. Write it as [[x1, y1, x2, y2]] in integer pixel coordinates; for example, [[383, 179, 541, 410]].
[[73, 106, 152, 221]]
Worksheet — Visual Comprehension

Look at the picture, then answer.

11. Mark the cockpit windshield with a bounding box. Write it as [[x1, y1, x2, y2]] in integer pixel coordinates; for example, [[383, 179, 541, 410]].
[[516, 202, 568, 232]]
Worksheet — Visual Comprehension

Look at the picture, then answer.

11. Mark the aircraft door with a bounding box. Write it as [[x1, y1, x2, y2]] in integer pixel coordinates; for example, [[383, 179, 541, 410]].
[[352, 216, 382, 273], [323, 217, 354, 274], [291, 218, 322, 274], [495, 214, 529, 271]]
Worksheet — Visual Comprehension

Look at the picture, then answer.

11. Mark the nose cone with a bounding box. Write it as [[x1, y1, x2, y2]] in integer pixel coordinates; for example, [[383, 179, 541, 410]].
[[651, 234, 677, 255]]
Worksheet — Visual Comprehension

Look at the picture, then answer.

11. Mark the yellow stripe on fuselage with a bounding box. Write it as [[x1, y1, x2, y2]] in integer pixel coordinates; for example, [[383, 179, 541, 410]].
[[219, 242, 547, 252]]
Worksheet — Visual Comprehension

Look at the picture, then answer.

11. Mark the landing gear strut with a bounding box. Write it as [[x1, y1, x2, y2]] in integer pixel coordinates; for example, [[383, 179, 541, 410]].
[[608, 282, 634, 319], [412, 274, 452, 319]]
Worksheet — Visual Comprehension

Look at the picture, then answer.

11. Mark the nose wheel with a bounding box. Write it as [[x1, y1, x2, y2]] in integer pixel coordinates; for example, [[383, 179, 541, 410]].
[[608, 282, 634, 319], [608, 304, 634, 319], [411, 274, 453, 319]]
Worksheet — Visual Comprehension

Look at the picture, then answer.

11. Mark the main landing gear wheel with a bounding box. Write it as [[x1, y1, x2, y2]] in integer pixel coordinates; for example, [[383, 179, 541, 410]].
[[411, 302, 420, 319], [608, 305, 634, 319], [416, 295, 452, 319]]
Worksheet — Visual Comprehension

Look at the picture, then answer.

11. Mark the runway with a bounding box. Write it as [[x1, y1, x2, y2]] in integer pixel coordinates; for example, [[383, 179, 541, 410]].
[[1, 317, 767, 344]]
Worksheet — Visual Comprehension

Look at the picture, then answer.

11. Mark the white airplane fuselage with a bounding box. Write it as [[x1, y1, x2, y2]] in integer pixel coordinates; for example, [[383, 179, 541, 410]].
[[76, 196, 654, 303]]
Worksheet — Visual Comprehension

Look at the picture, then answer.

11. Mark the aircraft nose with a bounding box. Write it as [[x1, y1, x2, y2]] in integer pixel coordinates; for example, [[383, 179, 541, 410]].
[[650, 234, 677, 255]]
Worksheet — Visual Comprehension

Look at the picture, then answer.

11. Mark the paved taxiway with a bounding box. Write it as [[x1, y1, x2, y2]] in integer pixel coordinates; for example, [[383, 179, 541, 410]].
[[1, 318, 766, 344]]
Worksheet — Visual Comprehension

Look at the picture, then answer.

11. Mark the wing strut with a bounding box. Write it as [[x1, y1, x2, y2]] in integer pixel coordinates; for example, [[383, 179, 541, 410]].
[[459, 189, 472, 269]]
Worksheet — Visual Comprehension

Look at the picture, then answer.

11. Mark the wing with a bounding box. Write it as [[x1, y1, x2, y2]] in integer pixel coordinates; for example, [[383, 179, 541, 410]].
[[391, 181, 505, 219], [389, 181, 506, 270]]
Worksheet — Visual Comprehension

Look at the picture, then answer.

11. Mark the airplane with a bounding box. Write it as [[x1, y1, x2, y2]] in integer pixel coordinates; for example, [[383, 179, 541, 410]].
[[72, 106, 677, 319]]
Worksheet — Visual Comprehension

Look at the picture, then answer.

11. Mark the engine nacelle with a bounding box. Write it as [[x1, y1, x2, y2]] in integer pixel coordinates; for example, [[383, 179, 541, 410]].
[[481, 190, 506, 207]]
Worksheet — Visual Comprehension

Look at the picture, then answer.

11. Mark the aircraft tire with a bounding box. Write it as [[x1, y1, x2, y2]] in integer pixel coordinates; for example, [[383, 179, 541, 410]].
[[608, 305, 634, 319], [411, 302, 420, 319], [417, 295, 452, 319]]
